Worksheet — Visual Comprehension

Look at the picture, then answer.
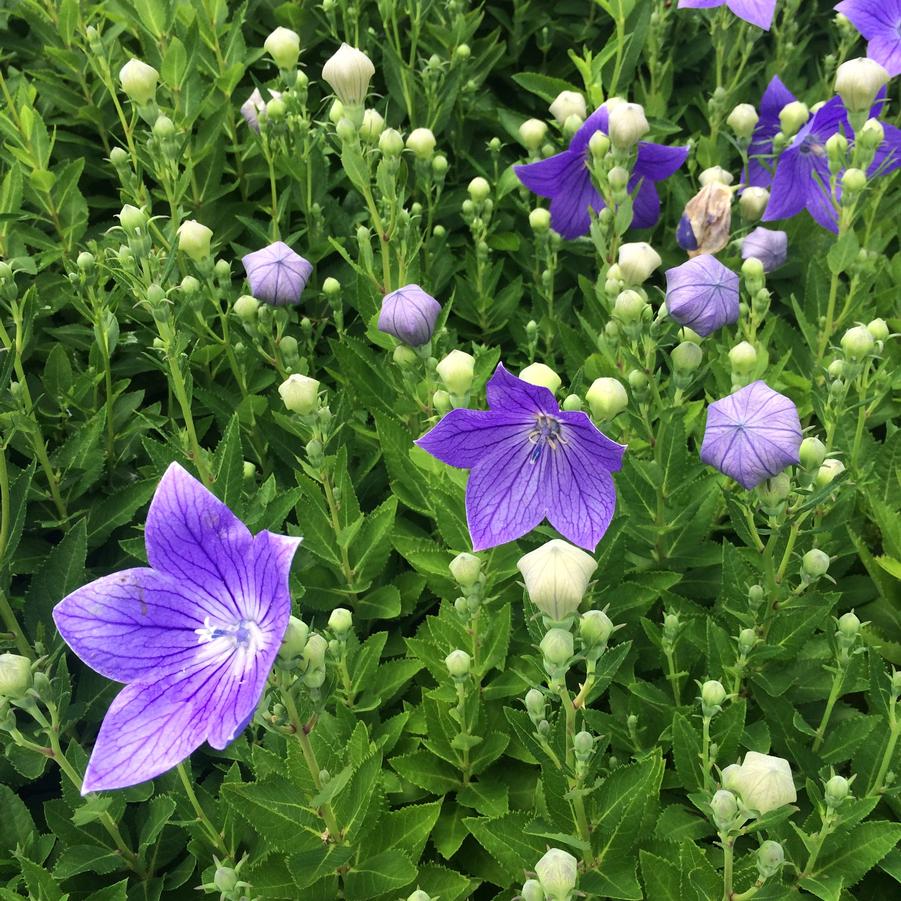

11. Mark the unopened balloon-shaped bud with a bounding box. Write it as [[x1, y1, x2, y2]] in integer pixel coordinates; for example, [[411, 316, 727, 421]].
[[834, 58, 890, 114], [450, 552, 482, 587], [699, 166, 733, 187], [328, 607, 353, 636], [378, 284, 441, 347], [710, 789, 739, 829], [322, 43, 375, 107], [407, 891, 434, 901], [778, 101, 809, 137], [727, 103, 758, 140], [436, 349, 475, 396], [379, 127, 404, 156], [407, 127, 437, 159], [738, 628, 757, 654], [540, 628, 574, 666], [518, 539, 597, 620], [617, 242, 661, 285], [721, 764, 742, 792], [613, 289, 647, 324], [586, 377, 628, 420], [580, 609, 614, 648], [799, 436, 826, 470], [445, 649, 471, 679], [841, 325, 875, 360], [701, 679, 727, 710], [756, 841, 785, 879], [118, 58, 159, 105], [264, 27, 301, 69], [535, 848, 578, 900], [549, 91, 586, 124], [842, 167, 866, 194], [214, 866, 240, 893], [118, 204, 147, 232], [359, 108, 385, 142], [573, 730, 594, 758], [279, 616, 309, 662], [278, 374, 320, 415], [672, 341, 703, 373], [815, 458, 845, 487], [177, 220, 213, 261], [866, 318, 888, 342], [607, 165, 629, 191], [0, 654, 33, 699], [824, 774, 851, 807], [731, 751, 797, 814], [729, 341, 758, 376], [802, 548, 830, 579], [233, 294, 259, 321], [525, 688, 546, 722], [521, 879, 546, 901], [837, 611, 860, 638], [468, 177, 490, 202], [529, 208, 551, 232], [520, 362, 561, 394], [608, 102, 649, 149], [739, 187, 770, 222], [519, 118, 548, 150]]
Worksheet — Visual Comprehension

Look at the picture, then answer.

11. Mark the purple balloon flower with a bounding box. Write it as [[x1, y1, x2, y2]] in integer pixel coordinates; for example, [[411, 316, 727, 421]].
[[515, 105, 689, 239], [762, 97, 901, 232], [700, 381, 802, 489], [242, 241, 313, 305], [677, 0, 777, 30], [745, 75, 797, 190], [835, 1, 901, 76], [416, 364, 626, 551], [664, 254, 740, 337], [240, 87, 282, 133], [741, 227, 788, 272], [378, 284, 441, 347], [53, 464, 301, 792]]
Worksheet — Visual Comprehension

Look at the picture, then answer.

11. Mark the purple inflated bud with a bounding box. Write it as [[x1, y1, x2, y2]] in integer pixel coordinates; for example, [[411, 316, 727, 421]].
[[242, 241, 313, 306], [741, 227, 788, 273], [700, 380, 802, 489], [377, 284, 441, 347], [665, 255, 740, 337]]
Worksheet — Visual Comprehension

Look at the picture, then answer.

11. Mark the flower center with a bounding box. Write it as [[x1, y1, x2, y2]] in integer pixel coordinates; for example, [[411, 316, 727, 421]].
[[195, 617, 264, 657], [528, 413, 566, 462], [798, 134, 824, 157]]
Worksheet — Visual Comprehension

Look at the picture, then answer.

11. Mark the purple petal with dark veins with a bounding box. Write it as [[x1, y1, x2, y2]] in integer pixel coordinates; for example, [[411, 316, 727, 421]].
[[485, 363, 559, 415], [415, 409, 534, 470], [664, 255, 740, 337], [242, 241, 313, 306]]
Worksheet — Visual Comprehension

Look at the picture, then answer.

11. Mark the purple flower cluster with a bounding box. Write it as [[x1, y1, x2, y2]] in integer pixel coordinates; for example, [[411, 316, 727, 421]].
[[54, 465, 300, 792]]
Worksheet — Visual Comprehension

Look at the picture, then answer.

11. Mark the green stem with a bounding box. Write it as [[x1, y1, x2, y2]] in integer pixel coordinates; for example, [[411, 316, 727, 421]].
[[321, 471, 354, 587], [775, 511, 809, 585], [812, 663, 846, 753], [721, 833, 734, 901], [165, 348, 212, 487], [702, 714, 715, 791], [801, 807, 837, 878], [869, 696, 898, 795], [664, 647, 682, 706], [175, 763, 229, 855], [0, 590, 31, 658]]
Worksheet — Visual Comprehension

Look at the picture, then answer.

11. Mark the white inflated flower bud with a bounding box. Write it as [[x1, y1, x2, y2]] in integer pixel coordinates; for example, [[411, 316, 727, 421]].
[[589, 131, 610, 160], [778, 101, 809, 137], [613, 288, 647, 323], [519, 118, 548, 150], [278, 374, 320, 415], [436, 349, 475, 396], [520, 362, 562, 394], [721, 764, 742, 792], [535, 848, 578, 900], [233, 294, 259, 321], [731, 751, 797, 814], [549, 90, 586, 124], [118, 58, 159, 105], [699, 166, 733, 187], [586, 377, 628, 420], [701, 679, 727, 709], [328, 607, 353, 635], [447, 553, 480, 588], [264, 27, 301, 70], [360, 108, 385, 142], [729, 341, 758, 375], [834, 58, 890, 113], [379, 128, 404, 156], [176, 220, 213, 261], [406, 127, 437, 159], [607, 102, 649, 149], [118, 204, 147, 232], [580, 609, 614, 647], [739, 187, 770, 221], [562, 113, 583, 138], [445, 649, 471, 678], [671, 341, 703, 373], [0, 654, 33, 699], [815, 458, 845, 487], [468, 177, 491, 202], [617, 242, 661, 284], [802, 549, 830, 578], [727, 103, 759, 140], [866, 318, 889, 341], [278, 616, 309, 661], [517, 539, 597, 620], [540, 628, 575, 666], [521, 879, 546, 901], [841, 325, 875, 359], [321, 43, 375, 107]]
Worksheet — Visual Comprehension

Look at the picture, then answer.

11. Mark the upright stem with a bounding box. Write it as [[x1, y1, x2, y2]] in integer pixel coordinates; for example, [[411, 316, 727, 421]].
[[321, 472, 354, 587], [175, 763, 229, 856], [812, 664, 845, 752], [721, 833, 734, 901], [869, 696, 899, 796], [802, 807, 837, 877], [165, 349, 212, 487]]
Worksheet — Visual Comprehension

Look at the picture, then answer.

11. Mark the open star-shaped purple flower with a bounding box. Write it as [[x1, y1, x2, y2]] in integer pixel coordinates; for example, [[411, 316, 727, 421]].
[[700, 381, 802, 489], [665, 254, 740, 337], [745, 75, 797, 189], [242, 241, 313, 305], [762, 97, 901, 232], [415, 364, 626, 551], [53, 464, 301, 793], [378, 284, 441, 347], [678, 0, 777, 30], [835, 1, 901, 76], [515, 105, 689, 239]]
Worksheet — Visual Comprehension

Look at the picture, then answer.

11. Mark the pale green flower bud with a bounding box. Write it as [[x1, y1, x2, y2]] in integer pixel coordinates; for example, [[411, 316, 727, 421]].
[[407, 127, 437, 159], [672, 341, 703, 373], [841, 324, 875, 359], [866, 318, 888, 341], [608, 166, 629, 191], [358, 108, 385, 142], [739, 187, 769, 222], [573, 730, 594, 757], [328, 99, 345, 125], [710, 789, 739, 829], [842, 167, 866, 193], [824, 774, 851, 807], [586, 377, 628, 420], [279, 616, 309, 661], [445, 649, 471, 678], [278, 374, 320, 415], [580, 609, 614, 647], [521, 879, 546, 901], [436, 349, 475, 396], [449, 552, 481, 587], [731, 751, 797, 813], [858, 118, 885, 151], [525, 688, 546, 721], [802, 549, 830, 578], [176, 220, 213, 261], [518, 539, 597, 620], [303, 633, 328, 669], [118, 58, 159, 105], [741, 256, 764, 281], [322, 43, 375, 107], [535, 848, 578, 900], [727, 103, 759, 140], [758, 472, 791, 508], [699, 166, 733, 187], [617, 242, 661, 285], [264, 26, 301, 69], [433, 389, 452, 413], [778, 101, 809, 137], [608, 102, 649, 149], [529, 208, 551, 232], [379, 128, 404, 157], [214, 866, 240, 893], [838, 611, 860, 637], [118, 204, 147, 232], [540, 628, 574, 666], [328, 607, 353, 635], [612, 288, 646, 323], [549, 91, 586, 124], [701, 679, 727, 709], [562, 113, 583, 138], [323, 276, 341, 297], [468, 177, 490, 202], [815, 458, 845, 487], [756, 841, 785, 879], [799, 436, 826, 470], [520, 362, 561, 394], [77, 251, 95, 272], [0, 654, 33, 699], [729, 341, 757, 375], [834, 58, 890, 114], [153, 115, 175, 139], [519, 118, 548, 150], [588, 131, 610, 160], [738, 628, 757, 654], [432, 154, 448, 176]]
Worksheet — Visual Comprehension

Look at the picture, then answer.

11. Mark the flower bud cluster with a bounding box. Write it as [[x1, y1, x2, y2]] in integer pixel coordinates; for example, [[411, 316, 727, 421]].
[[450, 552, 485, 620]]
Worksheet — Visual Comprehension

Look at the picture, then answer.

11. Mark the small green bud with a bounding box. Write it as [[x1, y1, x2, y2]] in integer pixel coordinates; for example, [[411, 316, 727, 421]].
[[468, 176, 490, 202], [586, 377, 628, 420], [866, 318, 888, 341], [778, 101, 809, 136], [535, 848, 578, 899], [445, 649, 471, 678], [756, 841, 785, 879], [710, 789, 739, 829], [588, 131, 611, 159], [521, 879, 546, 901], [837, 611, 860, 637], [379, 128, 404, 156], [748, 584, 765, 608], [741, 256, 764, 281], [279, 616, 309, 661], [562, 394, 582, 412], [573, 730, 594, 756], [264, 26, 301, 70], [76, 251, 95, 272], [738, 628, 757, 653], [727, 103, 759, 140], [672, 341, 703, 373], [449, 552, 482, 587], [392, 345, 418, 367], [815, 458, 845, 487], [328, 607, 353, 635], [841, 325, 875, 359], [152, 114, 175, 138], [540, 628, 574, 666], [118, 204, 146, 232], [608, 166, 629, 191], [799, 436, 827, 470], [0, 654, 33, 699], [701, 679, 727, 709], [180, 275, 200, 295], [406, 127, 436, 159], [729, 341, 758, 375], [233, 294, 259, 321], [214, 866, 240, 893], [841, 167, 866, 193], [580, 609, 614, 647], [529, 208, 551, 232], [802, 549, 830, 578], [613, 289, 647, 324], [824, 774, 850, 807]]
